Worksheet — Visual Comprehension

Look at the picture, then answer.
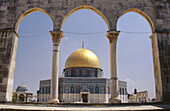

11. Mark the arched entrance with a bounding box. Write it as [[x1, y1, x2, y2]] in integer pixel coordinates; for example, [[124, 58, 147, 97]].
[[81, 88, 90, 103], [19, 94, 24, 102], [12, 93, 17, 102]]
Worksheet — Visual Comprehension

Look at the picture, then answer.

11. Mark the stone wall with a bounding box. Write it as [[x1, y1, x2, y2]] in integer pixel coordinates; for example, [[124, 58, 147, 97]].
[[0, 0, 157, 31], [154, 0, 170, 103], [0, 30, 18, 101], [0, 0, 169, 103], [39, 93, 109, 103], [157, 32, 170, 102]]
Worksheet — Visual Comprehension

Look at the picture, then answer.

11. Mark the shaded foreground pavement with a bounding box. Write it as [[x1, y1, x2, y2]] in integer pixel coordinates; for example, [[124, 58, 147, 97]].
[[0, 103, 170, 111]]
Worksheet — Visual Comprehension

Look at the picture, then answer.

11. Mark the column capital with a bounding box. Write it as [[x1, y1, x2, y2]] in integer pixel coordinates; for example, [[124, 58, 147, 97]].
[[106, 31, 120, 43], [50, 31, 64, 44]]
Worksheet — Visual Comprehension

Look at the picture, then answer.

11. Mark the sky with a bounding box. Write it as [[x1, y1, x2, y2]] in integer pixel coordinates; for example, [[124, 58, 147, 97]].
[[14, 9, 155, 99]]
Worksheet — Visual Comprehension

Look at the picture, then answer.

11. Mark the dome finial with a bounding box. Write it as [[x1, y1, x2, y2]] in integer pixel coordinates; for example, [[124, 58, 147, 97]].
[[82, 41, 84, 48]]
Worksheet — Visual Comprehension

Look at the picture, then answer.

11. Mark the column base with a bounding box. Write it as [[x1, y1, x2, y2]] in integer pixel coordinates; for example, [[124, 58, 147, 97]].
[[48, 98, 59, 103], [109, 97, 121, 103]]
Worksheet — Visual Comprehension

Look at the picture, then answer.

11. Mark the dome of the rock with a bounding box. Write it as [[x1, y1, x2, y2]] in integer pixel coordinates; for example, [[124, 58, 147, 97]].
[[65, 48, 101, 69]]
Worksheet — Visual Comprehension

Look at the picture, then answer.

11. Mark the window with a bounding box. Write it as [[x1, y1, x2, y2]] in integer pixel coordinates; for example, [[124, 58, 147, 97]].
[[87, 70, 90, 77], [46, 87, 48, 94], [71, 73, 75, 77], [71, 86, 74, 93], [122, 88, 124, 95], [90, 70, 94, 74], [95, 86, 99, 93], [75, 70, 79, 74], [72, 70, 75, 77], [82, 70, 86, 74], [42, 87, 45, 94], [108, 86, 110, 94], [48, 86, 50, 94], [76, 85, 80, 93], [65, 86, 69, 93], [125, 88, 127, 95], [101, 86, 104, 93], [90, 86, 93, 93], [119, 88, 122, 95]]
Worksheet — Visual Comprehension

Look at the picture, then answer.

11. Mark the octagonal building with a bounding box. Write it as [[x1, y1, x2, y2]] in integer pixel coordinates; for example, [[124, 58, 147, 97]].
[[37, 47, 128, 103]]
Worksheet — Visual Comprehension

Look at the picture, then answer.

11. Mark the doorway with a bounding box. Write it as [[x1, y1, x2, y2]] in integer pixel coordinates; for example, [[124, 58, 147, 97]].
[[82, 94, 88, 103]]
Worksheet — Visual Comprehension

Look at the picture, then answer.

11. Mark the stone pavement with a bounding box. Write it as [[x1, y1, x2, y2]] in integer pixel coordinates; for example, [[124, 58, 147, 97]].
[[0, 103, 170, 111]]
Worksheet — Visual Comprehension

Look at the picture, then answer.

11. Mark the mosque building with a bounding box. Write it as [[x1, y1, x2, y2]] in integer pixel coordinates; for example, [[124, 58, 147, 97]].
[[37, 45, 128, 103]]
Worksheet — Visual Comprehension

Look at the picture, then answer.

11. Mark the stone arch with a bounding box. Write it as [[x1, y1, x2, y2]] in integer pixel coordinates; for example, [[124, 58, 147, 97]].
[[116, 8, 163, 102], [116, 8, 155, 32], [10, 7, 54, 102], [60, 5, 110, 30], [89, 85, 94, 93], [19, 94, 25, 102], [12, 93, 17, 102], [81, 88, 89, 92], [15, 7, 53, 32]]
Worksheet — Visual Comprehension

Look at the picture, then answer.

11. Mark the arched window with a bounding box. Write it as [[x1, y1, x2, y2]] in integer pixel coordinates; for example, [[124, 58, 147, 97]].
[[122, 88, 124, 95], [48, 86, 50, 94], [101, 86, 105, 93], [46, 87, 48, 94], [43, 87, 46, 94], [12, 93, 17, 102], [65, 86, 69, 93], [76, 85, 80, 93], [108, 86, 110, 94], [42, 87, 45, 94], [95, 86, 99, 93], [125, 88, 127, 95], [90, 86, 93, 93], [75, 70, 79, 74], [71, 86, 74, 93], [120, 88, 122, 95]]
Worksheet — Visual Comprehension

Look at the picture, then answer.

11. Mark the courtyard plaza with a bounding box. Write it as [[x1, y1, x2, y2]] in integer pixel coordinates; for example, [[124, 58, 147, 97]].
[[0, 103, 170, 111]]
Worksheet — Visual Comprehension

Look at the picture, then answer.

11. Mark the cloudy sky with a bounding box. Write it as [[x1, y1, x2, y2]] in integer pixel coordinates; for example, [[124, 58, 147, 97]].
[[14, 9, 155, 99]]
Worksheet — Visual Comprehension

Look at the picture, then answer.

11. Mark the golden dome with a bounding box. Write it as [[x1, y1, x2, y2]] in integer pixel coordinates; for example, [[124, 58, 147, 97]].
[[65, 48, 101, 69]]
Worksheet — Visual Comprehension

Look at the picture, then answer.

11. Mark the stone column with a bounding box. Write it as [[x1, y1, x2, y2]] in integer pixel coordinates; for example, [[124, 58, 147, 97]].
[[150, 33, 163, 102], [48, 31, 63, 103], [106, 31, 121, 103], [0, 30, 19, 102]]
